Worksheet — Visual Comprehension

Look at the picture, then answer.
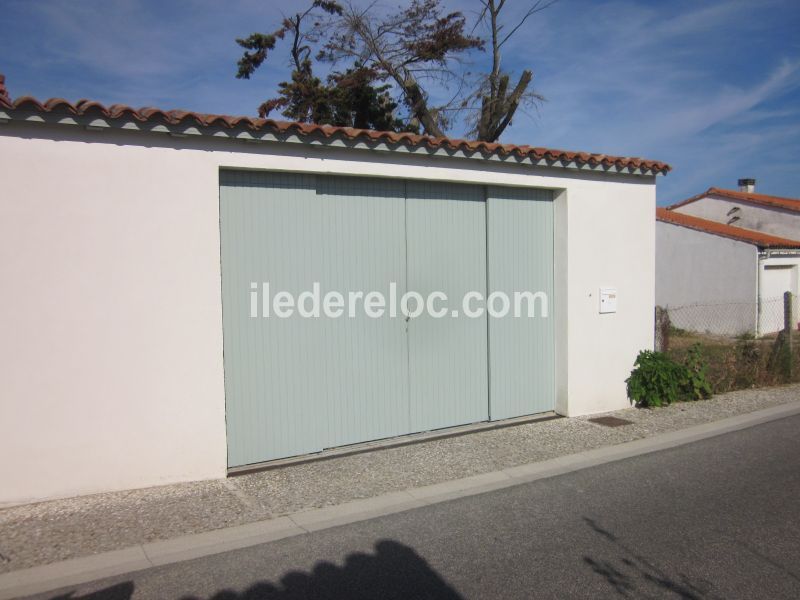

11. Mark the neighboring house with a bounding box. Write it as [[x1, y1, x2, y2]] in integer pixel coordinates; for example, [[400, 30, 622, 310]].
[[656, 205, 800, 336], [667, 181, 800, 240], [0, 74, 669, 504]]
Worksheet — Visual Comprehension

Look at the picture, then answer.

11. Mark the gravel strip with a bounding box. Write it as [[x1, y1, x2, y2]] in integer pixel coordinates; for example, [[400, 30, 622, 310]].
[[1, 384, 797, 574]]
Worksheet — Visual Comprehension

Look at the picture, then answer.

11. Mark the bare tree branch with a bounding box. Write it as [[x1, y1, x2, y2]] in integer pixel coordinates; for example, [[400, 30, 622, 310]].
[[498, 0, 558, 48], [472, 0, 553, 141], [236, 0, 553, 141]]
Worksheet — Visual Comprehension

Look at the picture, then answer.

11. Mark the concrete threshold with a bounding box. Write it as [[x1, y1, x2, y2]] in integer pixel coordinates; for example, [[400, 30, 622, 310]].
[[2, 400, 799, 600], [227, 412, 562, 475]]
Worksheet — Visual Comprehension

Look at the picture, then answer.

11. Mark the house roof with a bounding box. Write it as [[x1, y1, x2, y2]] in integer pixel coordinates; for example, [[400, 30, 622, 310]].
[[0, 74, 671, 175], [667, 187, 800, 214], [656, 207, 800, 249]]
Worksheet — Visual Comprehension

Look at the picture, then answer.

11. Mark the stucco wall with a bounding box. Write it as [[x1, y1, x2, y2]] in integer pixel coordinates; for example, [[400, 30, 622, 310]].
[[0, 122, 657, 503], [673, 196, 800, 240], [656, 221, 758, 335], [557, 177, 655, 417]]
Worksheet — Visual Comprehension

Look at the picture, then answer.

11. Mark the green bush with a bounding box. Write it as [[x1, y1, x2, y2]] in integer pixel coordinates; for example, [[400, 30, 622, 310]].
[[626, 350, 685, 407], [626, 344, 712, 408], [683, 343, 713, 400]]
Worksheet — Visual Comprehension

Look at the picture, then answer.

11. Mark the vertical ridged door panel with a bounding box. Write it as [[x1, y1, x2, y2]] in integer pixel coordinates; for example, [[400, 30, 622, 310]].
[[219, 171, 409, 467], [487, 186, 555, 420], [315, 175, 410, 449], [406, 181, 489, 432]]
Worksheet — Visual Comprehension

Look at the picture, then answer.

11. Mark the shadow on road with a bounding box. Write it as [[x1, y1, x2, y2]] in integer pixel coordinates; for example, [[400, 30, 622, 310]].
[[581, 517, 720, 600], [177, 539, 463, 600], [48, 540, 461, 600], [51, 581, 134, 600]]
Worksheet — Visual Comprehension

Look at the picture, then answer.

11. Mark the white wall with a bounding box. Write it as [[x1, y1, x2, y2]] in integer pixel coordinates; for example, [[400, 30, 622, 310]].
[[0, 126, 229, 505], [656, 222, 758, 335], [674, 195, 800, 241], [557, 177, 656, 416], [0, 122, 657, 503]]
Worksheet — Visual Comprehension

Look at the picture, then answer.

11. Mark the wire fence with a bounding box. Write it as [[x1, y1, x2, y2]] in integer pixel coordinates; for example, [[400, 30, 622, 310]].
[[655, 292, 800, 391], [656, 294, 800, 349]]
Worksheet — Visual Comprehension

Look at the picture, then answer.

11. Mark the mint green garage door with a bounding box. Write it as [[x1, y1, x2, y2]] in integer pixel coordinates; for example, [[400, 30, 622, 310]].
[[220, 170, 554, 468]]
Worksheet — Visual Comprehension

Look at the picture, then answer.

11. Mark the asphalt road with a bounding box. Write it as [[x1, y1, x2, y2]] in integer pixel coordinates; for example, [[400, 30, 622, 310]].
[[31, 415, 800, 600]]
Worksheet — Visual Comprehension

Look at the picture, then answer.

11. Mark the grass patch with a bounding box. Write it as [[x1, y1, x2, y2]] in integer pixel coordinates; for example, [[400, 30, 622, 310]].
[[664, 333, 799, 394]]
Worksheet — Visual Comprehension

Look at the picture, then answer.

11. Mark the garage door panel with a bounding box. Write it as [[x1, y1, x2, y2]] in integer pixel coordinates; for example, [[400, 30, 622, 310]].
[[487, 186, 555, 419], [220, 170, 325, 466], [759, 265, 794, 334], [406, 181, 489, 431], [315, 176, 410, 449], [220, 172, 409, 467]]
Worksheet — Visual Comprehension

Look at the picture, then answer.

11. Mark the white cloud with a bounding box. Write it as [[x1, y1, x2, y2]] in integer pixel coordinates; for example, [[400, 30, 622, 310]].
[[476, 0, 800, 200]]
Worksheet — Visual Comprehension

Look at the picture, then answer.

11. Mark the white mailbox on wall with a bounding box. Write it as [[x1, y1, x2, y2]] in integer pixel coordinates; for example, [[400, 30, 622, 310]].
[[599, 287, 618, 314]]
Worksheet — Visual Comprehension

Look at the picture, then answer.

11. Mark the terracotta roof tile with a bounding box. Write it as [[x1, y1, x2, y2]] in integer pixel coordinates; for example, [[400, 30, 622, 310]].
[[668, 187, 800, 214], [0, 75, 671, 174], [656, 207, 800, 248]]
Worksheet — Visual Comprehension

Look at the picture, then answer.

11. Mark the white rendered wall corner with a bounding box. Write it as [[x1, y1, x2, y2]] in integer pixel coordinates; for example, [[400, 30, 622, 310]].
[[557, 176, 657, 416], [0, 126, 229, 505]]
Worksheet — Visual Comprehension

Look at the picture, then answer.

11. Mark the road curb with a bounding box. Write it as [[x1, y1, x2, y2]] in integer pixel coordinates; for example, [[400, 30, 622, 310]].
[[3, 400, 799, 599]]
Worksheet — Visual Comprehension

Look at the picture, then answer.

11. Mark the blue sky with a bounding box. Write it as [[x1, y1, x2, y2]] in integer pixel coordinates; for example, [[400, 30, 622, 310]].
[[1, 0, 798, 203]]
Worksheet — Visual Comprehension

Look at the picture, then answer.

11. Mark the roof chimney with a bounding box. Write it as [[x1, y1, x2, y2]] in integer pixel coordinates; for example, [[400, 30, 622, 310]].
[[738, 178, 756, 193]]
